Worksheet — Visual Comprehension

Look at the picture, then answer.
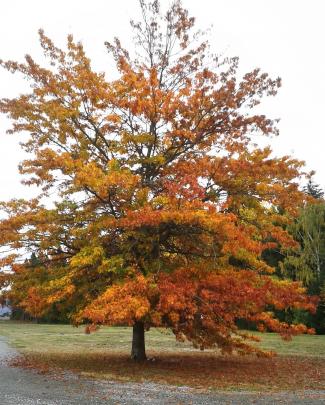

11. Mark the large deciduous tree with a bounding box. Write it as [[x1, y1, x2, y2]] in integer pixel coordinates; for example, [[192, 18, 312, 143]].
[[0, 0, 317, 361]]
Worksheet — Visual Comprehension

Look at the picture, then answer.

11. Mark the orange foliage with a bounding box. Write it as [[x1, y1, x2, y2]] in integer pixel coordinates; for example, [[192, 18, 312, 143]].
[[0, 0, 316, 355]]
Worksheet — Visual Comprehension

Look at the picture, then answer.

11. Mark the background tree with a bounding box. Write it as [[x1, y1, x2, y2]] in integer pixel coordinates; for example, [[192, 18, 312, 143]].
[[303, 179, 324, 200], [0, 0, 317, 361], [281, 198, 325, 333]]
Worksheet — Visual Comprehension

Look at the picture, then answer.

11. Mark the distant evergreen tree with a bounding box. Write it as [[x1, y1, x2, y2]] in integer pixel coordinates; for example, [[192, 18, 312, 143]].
[[303, 179, 324, 199], [29, 252, 41, 267]]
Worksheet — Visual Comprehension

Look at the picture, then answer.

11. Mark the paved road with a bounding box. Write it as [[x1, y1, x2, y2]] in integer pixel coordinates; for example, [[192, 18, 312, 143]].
[[0, 337, 324, 404]]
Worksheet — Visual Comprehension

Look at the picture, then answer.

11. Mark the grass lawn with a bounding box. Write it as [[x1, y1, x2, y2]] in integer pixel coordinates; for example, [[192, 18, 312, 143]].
[[1, 321, 324, 391]]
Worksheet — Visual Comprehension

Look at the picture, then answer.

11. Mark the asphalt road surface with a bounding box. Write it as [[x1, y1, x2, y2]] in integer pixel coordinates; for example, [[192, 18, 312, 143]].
[[0, 337, 324, 404]]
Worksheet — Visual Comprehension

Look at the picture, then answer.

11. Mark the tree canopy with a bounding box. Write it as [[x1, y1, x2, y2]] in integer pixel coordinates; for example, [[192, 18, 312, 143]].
[[0, 0, 317, 360]]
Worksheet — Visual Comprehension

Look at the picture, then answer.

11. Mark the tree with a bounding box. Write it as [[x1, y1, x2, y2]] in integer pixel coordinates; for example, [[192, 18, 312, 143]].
[[281, 202, 325, 332], [0, 0, 317, 361], [303, 179, 324, 200], [9, 253, 71, 323], [282, 203, 325, 284]]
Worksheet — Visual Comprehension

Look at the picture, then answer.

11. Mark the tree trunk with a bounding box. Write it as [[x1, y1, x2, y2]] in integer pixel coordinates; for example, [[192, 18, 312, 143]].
[[131, 321, 147, 361]]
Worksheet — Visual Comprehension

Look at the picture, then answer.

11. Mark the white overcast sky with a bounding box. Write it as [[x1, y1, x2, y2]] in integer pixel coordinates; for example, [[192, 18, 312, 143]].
[[0, 0, 324, 201]]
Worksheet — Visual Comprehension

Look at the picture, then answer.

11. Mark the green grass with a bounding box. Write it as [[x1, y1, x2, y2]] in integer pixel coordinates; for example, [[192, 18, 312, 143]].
[[1, 321, 324, 390], [0, 321, 324, 357], [0, 321, 192, 354]]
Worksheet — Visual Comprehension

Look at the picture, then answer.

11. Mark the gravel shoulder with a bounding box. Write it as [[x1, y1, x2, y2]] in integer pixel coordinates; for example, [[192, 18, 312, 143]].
[[0, 336, 324, 405]]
